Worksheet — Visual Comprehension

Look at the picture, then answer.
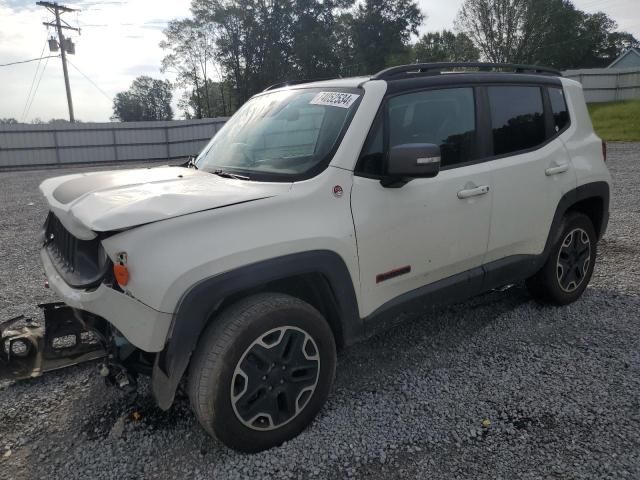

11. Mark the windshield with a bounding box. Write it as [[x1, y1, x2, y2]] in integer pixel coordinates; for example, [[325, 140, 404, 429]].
[[195, 88, 362, 180]]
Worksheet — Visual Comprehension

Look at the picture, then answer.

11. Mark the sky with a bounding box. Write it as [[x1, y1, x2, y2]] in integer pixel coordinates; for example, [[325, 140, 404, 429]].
[[0, 0, 638, 123]]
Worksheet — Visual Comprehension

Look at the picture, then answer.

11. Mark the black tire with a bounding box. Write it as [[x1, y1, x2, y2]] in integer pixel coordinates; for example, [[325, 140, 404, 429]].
[[187, 293, 337, 452], [526, 212, 597, 305]]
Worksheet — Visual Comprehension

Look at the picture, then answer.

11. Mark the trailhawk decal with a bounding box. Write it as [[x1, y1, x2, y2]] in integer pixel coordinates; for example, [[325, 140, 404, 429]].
[[310, 92, 360, 109]]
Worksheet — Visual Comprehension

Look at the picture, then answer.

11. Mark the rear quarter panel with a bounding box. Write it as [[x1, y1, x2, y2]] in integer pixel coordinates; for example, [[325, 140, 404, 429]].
[[560, 78, 612, 188]]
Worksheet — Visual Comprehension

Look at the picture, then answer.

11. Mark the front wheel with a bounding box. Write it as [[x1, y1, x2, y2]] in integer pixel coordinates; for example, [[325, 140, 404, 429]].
[[187, 293, 336, 452], [526, 212, 597, 305]]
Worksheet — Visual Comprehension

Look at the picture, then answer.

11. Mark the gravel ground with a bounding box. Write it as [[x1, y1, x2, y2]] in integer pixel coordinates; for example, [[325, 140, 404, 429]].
[[1, 144, 639, 480]]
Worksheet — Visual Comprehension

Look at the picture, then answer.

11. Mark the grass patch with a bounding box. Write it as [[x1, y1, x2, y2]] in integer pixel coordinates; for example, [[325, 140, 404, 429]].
[[588, 99, 640, 142]]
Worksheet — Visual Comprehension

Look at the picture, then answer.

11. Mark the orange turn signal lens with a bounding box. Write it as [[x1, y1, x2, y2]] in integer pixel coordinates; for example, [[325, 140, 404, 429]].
[[113, 263, 130, 286]]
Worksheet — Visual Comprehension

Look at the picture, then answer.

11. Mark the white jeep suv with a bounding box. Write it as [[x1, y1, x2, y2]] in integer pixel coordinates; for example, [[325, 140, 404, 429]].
[[39, 63, 611, 452]]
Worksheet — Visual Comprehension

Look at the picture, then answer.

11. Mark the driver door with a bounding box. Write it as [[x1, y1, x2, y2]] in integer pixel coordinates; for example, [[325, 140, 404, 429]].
[[351, 87, 494, 317]]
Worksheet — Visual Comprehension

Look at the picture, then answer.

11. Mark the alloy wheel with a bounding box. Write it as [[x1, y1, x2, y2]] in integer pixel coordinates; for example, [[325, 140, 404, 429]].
[[556, 227, 591, 293], [230, 326, 320, 431]]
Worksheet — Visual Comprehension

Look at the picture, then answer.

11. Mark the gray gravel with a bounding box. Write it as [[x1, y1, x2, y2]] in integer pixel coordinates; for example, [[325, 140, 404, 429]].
[[1, 145, 640, 480]]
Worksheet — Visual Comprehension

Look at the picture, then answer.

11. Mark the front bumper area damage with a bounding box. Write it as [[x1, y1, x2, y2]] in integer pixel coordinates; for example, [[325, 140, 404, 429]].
[[0, 303, 107, 381]]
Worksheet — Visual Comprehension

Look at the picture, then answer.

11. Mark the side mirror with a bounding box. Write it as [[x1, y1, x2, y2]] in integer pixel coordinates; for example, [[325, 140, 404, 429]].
[[383, 144, 441, 188]]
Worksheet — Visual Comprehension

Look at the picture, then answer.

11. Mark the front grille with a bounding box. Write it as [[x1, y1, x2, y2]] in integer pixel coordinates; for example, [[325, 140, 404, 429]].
[[44, 213, 110, 288], [47, 214, 79, 272]]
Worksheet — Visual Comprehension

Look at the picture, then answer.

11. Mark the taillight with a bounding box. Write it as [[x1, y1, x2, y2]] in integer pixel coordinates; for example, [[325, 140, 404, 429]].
[[602, 140, 607, 163]]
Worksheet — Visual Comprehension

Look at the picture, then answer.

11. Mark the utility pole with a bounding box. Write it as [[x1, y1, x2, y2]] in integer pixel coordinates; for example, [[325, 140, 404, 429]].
[[37, 1, 80, 122]]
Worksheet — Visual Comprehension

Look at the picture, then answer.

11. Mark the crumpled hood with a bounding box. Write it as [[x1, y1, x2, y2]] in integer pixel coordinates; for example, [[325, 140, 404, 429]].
[[40, 166, 291, 238]]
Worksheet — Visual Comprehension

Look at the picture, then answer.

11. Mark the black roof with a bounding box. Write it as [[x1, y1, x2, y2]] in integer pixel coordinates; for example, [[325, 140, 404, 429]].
[[261, 63, 563, 93], [382, 72, 563, 95], [372, 62, 562, 80]]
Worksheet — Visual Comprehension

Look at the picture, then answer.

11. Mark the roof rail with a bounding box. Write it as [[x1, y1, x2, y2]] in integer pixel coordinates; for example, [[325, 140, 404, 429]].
[[263, 77, 338, 92], [371, 62, 562, 80]]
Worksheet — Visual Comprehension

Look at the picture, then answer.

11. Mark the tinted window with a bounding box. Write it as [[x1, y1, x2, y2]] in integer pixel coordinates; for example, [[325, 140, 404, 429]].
[[488, 86, 546, 156], [548, 87, 570, 133], [388, 88, 478, 168]]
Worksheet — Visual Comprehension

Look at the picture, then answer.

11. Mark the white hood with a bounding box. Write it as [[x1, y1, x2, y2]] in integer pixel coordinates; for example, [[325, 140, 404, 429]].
[[40, 166, 291, 239]]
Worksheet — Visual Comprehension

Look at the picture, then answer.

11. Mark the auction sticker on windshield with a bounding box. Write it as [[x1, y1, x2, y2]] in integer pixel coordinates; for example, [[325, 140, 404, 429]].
[[310, 92, 360, 109]]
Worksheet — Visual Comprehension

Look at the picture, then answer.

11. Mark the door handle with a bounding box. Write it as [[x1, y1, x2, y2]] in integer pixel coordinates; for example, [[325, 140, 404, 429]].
[[545, 163, 569, 176], [457, 185, 490, 199]]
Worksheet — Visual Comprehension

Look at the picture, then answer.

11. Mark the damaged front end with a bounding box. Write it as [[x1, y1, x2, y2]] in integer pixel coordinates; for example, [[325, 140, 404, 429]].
[[0, 303, 108, 381]]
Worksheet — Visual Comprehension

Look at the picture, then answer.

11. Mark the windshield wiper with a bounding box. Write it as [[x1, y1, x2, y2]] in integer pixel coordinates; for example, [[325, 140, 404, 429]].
[[180, 155, 198, 169], [213, 169, 251, 180]]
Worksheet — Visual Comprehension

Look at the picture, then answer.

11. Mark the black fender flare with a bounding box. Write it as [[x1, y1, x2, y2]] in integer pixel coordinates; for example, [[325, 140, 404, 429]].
[[547, 181, 610, 248], [517, 180, 610, 281], [151, 250, 360, 410]]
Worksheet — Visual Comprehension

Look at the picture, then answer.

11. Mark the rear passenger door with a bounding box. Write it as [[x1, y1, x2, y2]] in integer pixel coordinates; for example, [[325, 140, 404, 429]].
[[483, 84, 577, 266]]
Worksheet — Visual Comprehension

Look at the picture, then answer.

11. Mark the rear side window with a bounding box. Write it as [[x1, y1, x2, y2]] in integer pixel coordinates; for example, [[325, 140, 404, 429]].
[[488, 86, 546, 156], [548, 87, 570, 133], [388, 88, 478, 168]]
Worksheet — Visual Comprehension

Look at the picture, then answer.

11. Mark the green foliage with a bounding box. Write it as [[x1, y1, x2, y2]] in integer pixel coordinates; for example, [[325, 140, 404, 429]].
[[182, 80, 235, 119], [160, 18, 229, 118], [455, 0, 639, 69], [588, 100, 640, 142], [413, 30, 479, 63], [165, 0, 423, 108], [112, 76, 173, 122], [189, 0, 368, 104], [0, 118, 18, 125], [157, 0, 638, 117], [348, 0, 424, 74]]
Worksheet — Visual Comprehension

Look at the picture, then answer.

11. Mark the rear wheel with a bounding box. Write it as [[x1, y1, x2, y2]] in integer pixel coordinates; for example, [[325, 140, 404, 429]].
[[526, 212, 597, 305], [187, 293, 336, 452]]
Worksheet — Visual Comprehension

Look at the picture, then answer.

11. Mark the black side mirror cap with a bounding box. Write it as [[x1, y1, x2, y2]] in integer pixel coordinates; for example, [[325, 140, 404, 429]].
[[381, 143, 441, 187]]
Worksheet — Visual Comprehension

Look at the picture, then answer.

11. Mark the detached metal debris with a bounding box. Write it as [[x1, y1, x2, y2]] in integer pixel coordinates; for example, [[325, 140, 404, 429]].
[[0, 303, 107, 381]]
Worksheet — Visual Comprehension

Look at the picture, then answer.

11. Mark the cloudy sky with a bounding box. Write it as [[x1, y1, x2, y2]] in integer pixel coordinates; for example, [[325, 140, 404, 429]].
[[1, 0, 638, 122]]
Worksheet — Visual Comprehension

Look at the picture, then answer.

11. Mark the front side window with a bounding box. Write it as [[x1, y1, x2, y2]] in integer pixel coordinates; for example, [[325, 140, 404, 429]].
[[357, 87, 479, 175], [488, 86, 546, 156], [548, 87, 570, 134], [388, 88, 478, 169], [196, 88, 361, 180]]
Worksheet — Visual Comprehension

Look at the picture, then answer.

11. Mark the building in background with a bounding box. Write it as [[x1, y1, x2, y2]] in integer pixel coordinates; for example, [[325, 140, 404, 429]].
[[608, 47, 640, 69]]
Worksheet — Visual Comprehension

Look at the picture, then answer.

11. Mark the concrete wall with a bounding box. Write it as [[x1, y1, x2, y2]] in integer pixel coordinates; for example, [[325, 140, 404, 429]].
[[563, 67, 640, 103], [0, 117, 228, 169]]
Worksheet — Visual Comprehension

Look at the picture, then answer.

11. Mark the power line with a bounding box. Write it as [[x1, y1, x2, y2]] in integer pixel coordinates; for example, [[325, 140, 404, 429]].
[[0, 55, 59, 67], [24, 56, 51, 121], [21, 39, 48, 122], [66, 59, 113, 102]]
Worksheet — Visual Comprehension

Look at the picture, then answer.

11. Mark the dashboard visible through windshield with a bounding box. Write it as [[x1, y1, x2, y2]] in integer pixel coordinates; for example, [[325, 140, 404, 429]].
[[195, 88, 362, 181]]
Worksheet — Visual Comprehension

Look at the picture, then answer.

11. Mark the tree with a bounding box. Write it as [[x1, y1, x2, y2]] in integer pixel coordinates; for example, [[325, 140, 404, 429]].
[[191, 0, 295, 105], [189, 0, 361, 104], [48, 118, 74, 124], [456, 0, 543, 63], [604, 32, 640, 61], [180, 79, 234, 118], [455, 0, 638, 69], [0, 118, 18, 125], [161, 18, 230, 118], [573, 14, 638, 68], [349, 0, 424, 74], [112, 76, 173, 122], [290, 0, 356, 79], [165, 0, 424, 105], [413, 30, 479, 63]]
